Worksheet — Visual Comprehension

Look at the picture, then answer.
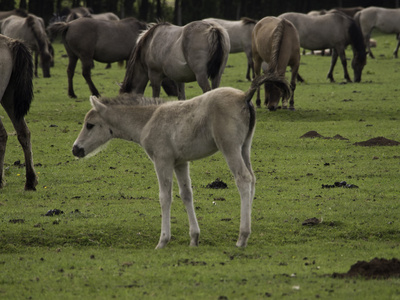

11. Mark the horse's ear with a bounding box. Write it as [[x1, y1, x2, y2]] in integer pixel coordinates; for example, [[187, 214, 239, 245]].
[[90, 96, 107, 113]]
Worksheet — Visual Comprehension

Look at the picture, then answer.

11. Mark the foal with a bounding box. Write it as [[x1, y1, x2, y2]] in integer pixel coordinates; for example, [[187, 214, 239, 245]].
[[73, 74, 290, 248]]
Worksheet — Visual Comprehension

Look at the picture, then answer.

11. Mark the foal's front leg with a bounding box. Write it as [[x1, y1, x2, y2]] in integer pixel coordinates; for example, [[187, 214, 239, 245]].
[[154, 160, 174, 249], [175, 163, 200, 246]]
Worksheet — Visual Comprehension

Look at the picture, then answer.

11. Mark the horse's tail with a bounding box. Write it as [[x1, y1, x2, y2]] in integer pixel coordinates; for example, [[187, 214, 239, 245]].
[[8, 39, 34, 120], [27, 16, 49, 55], [244, 73, 291, 104], [267, 18, 286, 73], [46, 21, 69, 41], [207, 25, 229, 79], [353, 11, 361, 28]]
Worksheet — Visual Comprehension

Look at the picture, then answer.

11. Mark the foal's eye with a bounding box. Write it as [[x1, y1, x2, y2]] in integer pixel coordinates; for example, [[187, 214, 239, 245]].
[[86, 123, 95, 130]]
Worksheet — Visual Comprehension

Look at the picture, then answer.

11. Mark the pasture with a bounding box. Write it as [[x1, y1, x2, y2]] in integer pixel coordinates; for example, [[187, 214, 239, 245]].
[[1, 30, 399, 299]]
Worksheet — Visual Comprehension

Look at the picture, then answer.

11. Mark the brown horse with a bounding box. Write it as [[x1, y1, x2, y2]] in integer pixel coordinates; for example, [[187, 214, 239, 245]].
[[252, 17, 299, 110], [1, 14, 52, 78], [47, 17, 147, 98], [0, 34, 37, 190]]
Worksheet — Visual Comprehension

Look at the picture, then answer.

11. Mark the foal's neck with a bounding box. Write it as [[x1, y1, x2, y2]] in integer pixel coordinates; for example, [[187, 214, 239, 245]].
[[107, 105, 158, 143]]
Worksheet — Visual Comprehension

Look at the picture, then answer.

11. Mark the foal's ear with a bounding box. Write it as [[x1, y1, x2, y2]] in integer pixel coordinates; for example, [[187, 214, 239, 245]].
[[90, 96, 107, 114]]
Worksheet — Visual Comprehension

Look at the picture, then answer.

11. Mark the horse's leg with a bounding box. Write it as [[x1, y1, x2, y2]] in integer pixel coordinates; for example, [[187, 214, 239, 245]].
[[245, 50, 254, 81], [288, 64, 299, 111], [4, 107, 37, 191], [196, 73, 212, 94], [327, 48, 339, 82], [393, 34, 400, 58], [174, 162, 200, 246], [177, 82, 186, 100], [253, 54, 263, 108], [0, 118, 7, 188], [81, 58, 100, 97], [34, 51, 39, 78], [67, 55, 78, 98], [154, 159, 174, 249], [338, 49, 352, 82]]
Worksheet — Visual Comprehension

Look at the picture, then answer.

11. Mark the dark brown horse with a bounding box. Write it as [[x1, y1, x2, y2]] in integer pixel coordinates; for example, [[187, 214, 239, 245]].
[[252, 17, 299, 110], [0, 34, 37, 190], [47, 17, 147, 98]]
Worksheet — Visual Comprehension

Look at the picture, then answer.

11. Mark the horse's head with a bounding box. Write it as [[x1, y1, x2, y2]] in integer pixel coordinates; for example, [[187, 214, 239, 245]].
[[73, 96, 113, 158], [352, 51, 367, 83], [264, 82, 282, 111]]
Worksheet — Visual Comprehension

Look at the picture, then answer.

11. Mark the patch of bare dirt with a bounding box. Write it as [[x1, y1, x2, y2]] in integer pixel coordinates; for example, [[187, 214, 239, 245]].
[[354, 137, 400, 146], [300, 131, 348, 140], [333, 258, 400, 279]]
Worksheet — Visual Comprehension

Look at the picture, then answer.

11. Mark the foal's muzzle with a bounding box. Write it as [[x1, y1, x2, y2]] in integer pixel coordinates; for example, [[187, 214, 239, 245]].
[[72, 145, 85, 158]]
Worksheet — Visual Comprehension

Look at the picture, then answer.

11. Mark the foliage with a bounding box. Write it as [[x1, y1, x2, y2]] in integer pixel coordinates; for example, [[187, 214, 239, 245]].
[[0, 30, 400, 299]]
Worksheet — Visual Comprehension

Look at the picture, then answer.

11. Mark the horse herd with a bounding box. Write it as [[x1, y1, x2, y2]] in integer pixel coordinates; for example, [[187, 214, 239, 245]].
[[1, 6, 399, 249]]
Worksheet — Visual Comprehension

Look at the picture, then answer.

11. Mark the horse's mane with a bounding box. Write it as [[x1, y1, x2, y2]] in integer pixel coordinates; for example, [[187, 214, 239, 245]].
[[100, 93, 167, 107], [241, 17, 257, 25], [15, 9, 28, 17], [268, 19, 286, 73], [121, 22, 171, 93], [347, 17, 366, 58], [26, 15, 49, 53]]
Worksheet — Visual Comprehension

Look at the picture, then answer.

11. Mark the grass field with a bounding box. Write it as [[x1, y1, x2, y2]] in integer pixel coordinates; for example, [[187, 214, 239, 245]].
[[0, 30, 399, 299]]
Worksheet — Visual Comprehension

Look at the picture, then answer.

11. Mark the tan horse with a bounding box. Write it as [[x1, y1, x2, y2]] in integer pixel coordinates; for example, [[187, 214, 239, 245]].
[[1, 14, 52, 78], [252, 17, 299, 110], [0, 34, 37, 190], [73, 74, 291, 249]]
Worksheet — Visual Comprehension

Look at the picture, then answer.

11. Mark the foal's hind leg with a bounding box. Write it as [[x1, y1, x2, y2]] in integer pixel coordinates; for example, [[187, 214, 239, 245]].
[[175, 162, 200, 246], [218, 142, 255, 247]]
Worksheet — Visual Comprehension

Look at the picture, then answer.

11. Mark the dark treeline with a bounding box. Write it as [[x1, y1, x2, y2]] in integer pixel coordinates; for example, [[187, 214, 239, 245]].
[[1, 0, 399, 25]]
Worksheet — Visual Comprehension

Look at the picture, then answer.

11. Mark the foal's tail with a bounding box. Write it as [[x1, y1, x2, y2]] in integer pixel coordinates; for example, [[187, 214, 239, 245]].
[[46, 22, 69, 41], [207, 25, 229, 79], [244, 73, 291, 104], [8, 39, 34, 120]]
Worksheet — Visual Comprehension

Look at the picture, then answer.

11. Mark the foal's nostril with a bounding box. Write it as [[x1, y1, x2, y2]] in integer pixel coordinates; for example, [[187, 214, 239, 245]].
[[72, 145, 85, 158]]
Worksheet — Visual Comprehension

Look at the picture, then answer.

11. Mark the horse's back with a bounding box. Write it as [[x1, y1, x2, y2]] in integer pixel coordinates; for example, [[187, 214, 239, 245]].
[[359, 6, 400, 33]]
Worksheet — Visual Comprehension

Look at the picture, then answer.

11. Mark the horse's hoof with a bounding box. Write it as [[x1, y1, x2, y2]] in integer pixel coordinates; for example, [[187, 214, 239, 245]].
[[289, 107, 296, 111]]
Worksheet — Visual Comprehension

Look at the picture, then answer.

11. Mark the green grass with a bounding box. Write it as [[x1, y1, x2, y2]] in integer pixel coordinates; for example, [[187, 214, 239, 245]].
[[0, 30, 400, 299]]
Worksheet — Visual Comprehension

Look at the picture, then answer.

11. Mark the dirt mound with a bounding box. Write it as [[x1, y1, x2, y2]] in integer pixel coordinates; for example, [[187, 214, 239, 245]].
[[300, 131, 348, 140], [300, 131, 324, 138], [354, 137, 400, 146], [332, 258, 400, 279], [206, 178, 228, 189]]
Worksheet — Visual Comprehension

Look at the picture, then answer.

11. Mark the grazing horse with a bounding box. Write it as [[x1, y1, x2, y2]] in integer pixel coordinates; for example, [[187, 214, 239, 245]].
[[354, 6, 400, 58], [252, 17, 299, 110], [120, 21, 230, 100], [73, 73, 291, 249], [204, 17, 257, 80], [47, 17, 147, 98], [1, 14, 52, 78], [279, 11, 367, 82], [0, 34, 37, 190]]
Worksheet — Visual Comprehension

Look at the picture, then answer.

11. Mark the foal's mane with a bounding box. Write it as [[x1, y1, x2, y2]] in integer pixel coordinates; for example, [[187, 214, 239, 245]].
[[100, 93, 167, 107]]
